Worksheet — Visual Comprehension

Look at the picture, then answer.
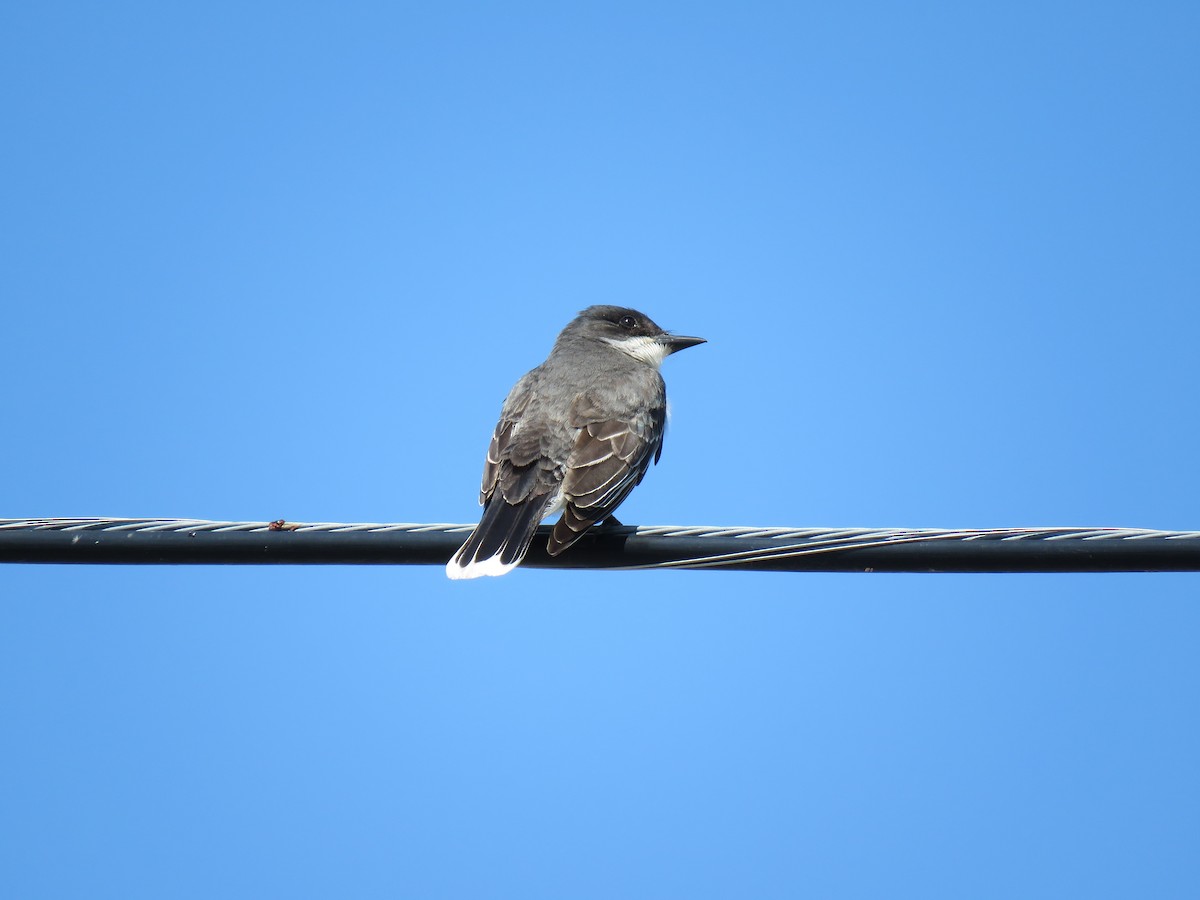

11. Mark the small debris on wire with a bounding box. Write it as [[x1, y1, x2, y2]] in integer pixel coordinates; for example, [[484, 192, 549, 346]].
[[268, 519, 300, 531]]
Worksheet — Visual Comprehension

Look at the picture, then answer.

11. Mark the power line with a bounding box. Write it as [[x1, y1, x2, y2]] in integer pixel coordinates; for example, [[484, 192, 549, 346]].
[[2, 517, 1199, 572]]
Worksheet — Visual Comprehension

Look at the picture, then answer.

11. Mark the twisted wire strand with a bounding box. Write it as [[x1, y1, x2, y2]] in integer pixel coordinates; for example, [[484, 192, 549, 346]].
[[613, 525, 1200, 570], [0, 518, 474, 536], [6, 518, 1198, 541]]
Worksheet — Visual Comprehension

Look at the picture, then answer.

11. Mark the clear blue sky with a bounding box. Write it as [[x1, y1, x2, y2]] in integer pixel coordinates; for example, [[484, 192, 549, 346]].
[[3, 2, 1199, 897]]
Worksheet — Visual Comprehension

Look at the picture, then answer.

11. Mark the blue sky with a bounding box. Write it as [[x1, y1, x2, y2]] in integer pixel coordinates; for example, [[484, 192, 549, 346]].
[[3, 2, 1199, 897]]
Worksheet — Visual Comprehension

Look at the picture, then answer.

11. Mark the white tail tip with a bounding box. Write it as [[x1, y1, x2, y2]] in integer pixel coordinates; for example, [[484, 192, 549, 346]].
[[445, 552, 520, 580]]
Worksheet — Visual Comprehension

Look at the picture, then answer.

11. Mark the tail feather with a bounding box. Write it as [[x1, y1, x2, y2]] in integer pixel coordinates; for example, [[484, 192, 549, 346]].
[[446, 494, 553, 579]]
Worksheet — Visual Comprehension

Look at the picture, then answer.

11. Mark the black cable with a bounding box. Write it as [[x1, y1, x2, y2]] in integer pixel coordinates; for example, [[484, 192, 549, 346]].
[[2, 518, 1199, 572]]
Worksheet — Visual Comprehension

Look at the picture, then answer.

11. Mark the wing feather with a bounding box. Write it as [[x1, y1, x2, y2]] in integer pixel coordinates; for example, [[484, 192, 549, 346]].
[[548, 407, 666, 556]]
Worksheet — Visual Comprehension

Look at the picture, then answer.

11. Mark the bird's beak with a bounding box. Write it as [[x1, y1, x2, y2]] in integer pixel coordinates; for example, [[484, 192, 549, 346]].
[[659, 334, 707, 354]]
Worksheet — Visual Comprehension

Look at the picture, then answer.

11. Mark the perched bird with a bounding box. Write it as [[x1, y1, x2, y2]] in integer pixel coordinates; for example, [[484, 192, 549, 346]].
[[446, 305, 705, 579]]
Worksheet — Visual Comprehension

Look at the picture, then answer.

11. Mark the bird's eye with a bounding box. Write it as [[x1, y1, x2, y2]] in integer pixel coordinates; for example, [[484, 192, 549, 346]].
[[618, 315, 637, 329]]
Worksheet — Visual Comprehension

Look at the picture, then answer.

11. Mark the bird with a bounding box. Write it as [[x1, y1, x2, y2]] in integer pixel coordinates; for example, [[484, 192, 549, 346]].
[[446, 305, 705, 579]]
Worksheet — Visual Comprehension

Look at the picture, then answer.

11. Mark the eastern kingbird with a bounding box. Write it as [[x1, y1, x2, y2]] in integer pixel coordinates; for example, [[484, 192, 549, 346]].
[[446, 305, 705, 579]]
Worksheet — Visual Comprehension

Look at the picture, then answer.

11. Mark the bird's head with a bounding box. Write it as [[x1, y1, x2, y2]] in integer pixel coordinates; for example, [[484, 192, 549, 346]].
[[570, 305, 706, 367]]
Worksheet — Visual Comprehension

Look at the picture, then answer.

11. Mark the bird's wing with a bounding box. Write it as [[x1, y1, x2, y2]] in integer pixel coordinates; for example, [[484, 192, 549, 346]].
[[478, 370, 553, 505], [452, 372, 560, 578], [548, 406, 666, 556], [479, 418, 507, 505]]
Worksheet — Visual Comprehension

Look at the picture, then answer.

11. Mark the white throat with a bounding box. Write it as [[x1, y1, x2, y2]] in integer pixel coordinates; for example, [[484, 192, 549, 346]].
[[603, 335, 669, 367]]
